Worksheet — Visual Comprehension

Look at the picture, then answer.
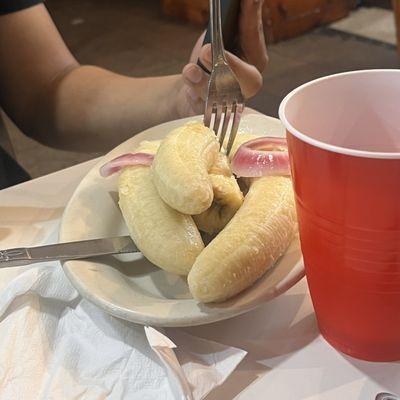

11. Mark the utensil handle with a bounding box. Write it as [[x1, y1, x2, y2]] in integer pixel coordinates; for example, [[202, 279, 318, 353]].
[[0, 248, 32, 268], [0, 236, 138, 268], [198, 0, 240, 73], [210, 0, 227, 65]]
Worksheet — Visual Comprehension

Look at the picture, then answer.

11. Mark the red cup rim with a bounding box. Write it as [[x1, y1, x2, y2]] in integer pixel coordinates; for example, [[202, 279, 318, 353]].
[[279, 69, 400, 159]]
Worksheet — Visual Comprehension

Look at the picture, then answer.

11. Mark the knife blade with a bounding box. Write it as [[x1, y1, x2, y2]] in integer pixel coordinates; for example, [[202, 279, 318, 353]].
[[0, 236, 139, 268]]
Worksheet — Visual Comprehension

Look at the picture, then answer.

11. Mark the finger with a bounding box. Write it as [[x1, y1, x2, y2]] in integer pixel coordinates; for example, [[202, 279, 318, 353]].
[[176, 86, 203, 116], [185, 87, 205, 115], [239, 0, 268, 73], [225, 51, 263, 98], [182, 63, 209, 101], [183, 81, 208, 102], [198, 44, 212, 72], [189, 30, 206, 63], [198, 44, 262, 98], [186, 83, 208, 102], [182, 63, 204, 85]]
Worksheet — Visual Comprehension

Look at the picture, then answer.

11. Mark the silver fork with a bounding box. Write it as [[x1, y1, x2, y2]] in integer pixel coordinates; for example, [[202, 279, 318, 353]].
[[204, 0, 245, 156]]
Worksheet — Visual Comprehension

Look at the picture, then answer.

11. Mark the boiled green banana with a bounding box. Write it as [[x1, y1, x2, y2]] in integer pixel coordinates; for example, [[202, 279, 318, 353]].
[[193, 153, 243, 235], [152, 122, 220, 215], [188, 175, 297, 302], [118, 140, 204, 275]]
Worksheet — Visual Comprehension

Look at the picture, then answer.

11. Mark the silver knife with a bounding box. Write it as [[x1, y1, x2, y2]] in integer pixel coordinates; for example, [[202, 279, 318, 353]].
[[0, 236, 139, 268]]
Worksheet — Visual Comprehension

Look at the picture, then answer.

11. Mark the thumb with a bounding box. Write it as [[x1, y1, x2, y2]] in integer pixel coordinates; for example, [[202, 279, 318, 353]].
[[199, 44, 263, 98]]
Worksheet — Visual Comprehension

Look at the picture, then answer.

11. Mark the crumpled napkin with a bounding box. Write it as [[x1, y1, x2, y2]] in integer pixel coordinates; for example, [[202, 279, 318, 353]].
[[0, 264, 246, 400]]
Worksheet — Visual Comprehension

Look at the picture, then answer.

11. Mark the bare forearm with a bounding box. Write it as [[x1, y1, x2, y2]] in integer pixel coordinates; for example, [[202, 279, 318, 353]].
[[33, 65, 184, 151], [0, 5, 186, 152]]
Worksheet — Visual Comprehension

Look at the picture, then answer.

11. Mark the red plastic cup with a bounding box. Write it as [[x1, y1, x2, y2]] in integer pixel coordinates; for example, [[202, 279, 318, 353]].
[[279, 70, 400, 361]]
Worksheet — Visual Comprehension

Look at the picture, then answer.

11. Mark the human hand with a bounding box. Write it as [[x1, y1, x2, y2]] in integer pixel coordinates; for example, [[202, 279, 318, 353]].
[[177, 0, 268, 116]]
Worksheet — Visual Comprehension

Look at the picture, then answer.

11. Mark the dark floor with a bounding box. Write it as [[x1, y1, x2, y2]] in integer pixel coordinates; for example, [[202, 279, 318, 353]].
[[4, 0, 400, 181], [47, 0, 201, 77]]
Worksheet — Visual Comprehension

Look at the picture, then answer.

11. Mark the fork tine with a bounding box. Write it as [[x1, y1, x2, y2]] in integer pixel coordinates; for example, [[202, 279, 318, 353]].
[[226, 102, 243, 156], [204, 100, 214, 128], [212, 103, 223, 135], [219, 104, 230, 149]]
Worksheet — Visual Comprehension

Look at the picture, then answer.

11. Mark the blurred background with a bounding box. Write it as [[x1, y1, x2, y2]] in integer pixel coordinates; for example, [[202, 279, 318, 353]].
[[2, 0, 399, 179]]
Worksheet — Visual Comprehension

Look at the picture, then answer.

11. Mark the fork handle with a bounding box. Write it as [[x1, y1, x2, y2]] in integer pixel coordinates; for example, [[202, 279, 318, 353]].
[[210, 0, 227, 65]]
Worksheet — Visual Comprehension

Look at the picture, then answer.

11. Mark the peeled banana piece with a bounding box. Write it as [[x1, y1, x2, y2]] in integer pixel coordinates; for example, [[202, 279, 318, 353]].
[[152, 122, 220, 215], [193, 153, 243, 235], [188, 176, 297, 302], [133, 140, 162, 154], [118, 140, 204, 275]]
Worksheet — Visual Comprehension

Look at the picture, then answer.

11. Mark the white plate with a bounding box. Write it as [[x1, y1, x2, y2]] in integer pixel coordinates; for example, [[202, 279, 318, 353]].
[[59, 114, 304, 327]]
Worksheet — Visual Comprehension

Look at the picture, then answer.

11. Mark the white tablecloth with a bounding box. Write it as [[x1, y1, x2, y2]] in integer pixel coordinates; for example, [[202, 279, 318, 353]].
[[1, 159, 399, 400]]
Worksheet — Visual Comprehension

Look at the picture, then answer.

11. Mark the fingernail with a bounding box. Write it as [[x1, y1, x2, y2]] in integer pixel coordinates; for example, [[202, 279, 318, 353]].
[[188, 65, 203, 83], [183, 65, 203, 84]]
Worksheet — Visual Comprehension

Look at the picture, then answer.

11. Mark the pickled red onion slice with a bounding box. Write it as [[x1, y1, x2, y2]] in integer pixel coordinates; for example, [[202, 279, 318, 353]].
[[100, 152, 154, 177], [231, 137, 290, 178]]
